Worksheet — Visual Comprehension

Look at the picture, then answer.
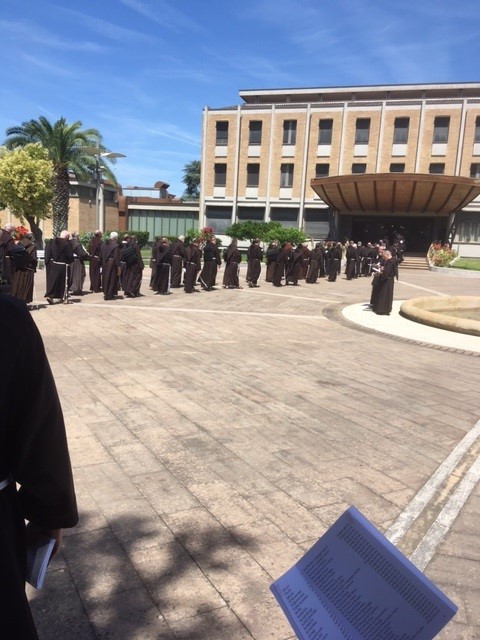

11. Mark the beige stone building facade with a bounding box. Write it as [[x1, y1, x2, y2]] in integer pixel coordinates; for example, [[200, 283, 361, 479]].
[[200, 83, 480, 255]]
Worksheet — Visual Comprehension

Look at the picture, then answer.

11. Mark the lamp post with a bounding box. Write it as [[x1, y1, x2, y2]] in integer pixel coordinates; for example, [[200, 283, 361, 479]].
[[81, 146, 126, 232]]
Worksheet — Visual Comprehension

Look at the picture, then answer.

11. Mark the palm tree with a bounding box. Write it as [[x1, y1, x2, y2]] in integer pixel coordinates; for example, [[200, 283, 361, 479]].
[[182, 159, 201, 200], [4, 116, 117, 237]]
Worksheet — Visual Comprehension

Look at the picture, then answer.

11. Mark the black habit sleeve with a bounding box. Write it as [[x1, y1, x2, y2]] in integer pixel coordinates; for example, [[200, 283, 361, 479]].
[[2, 296, 78, 529]]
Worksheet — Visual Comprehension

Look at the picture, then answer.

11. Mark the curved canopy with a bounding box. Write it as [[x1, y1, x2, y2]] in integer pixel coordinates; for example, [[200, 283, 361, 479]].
[[310, 173, 480, 215]]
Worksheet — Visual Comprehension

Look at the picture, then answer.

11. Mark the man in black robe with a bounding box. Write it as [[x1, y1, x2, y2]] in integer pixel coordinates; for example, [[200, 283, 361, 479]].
[[87, 230, 103, 293], [68, 232, 89, 296], [199, 236, 221, 291], [101, 232, 122, 300], [170, 235, 186, 288], [0, 223, 16, 287], [121, 235, 144, 298], [372, 250, 397, 315], [184, 239, 202, 293], [153, 238, 172, 295], [222, 239, 242, 289], [45, 231, 74, 304], [246, 239, 263, 288], [0, 295, 78, 639]]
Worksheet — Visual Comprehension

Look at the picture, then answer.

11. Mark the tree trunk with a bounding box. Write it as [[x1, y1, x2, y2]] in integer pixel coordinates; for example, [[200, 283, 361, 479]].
[[52, 166, 70, 237], [25, 215, 44, 249]]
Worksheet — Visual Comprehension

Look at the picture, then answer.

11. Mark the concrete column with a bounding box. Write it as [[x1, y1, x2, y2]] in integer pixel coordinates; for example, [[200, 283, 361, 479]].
[[199, 106, 208, 229], [455, 98, 468, 176], [265, 104, 275, 221], [299, 103, 312, 230], [232, 105, 241, 223]]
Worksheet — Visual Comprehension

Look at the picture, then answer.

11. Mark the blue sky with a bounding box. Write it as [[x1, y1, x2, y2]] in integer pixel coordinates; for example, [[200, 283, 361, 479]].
[[1, 0, 479, 196]]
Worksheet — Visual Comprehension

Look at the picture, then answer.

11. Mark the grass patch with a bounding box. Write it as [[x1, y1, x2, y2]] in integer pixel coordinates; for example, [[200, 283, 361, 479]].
[[449, 258, 480, 271]]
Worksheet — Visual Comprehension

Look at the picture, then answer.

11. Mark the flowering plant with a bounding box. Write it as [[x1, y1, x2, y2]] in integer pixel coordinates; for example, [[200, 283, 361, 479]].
[[14, 225, 29, 240], [428, 243, 457, 267], [198, 226, 215, 242]]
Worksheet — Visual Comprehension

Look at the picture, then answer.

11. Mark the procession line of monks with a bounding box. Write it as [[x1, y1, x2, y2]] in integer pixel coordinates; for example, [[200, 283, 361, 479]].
[[0, 227, 399, 315]]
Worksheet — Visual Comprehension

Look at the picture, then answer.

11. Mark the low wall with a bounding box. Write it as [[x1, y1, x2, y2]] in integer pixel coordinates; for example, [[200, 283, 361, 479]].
[[400, 296, 480, 337]]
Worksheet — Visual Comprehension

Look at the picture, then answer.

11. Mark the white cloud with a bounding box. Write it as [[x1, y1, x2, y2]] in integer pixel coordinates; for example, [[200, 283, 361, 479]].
[[118, 0, 205, 34], [0, 19, 108, 52]]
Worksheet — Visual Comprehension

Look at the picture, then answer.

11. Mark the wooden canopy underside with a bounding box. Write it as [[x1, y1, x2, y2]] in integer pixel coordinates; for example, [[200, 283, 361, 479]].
[[310, 173, 480, 215]]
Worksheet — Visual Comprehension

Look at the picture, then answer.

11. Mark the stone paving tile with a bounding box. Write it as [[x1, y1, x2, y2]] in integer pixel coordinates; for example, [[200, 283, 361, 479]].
[[28, 269, 480, 639], [168, 606, 254, 640], [84, 587, 175, 640], [128, 539, 226, 623]]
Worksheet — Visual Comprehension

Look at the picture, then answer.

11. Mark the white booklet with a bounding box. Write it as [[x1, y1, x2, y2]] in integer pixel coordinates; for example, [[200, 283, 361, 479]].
[[26, 536, 56, 589], [271, 507, 457, 640]]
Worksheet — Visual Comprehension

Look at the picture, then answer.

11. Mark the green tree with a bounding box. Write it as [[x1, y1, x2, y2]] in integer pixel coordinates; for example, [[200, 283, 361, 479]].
[[0, 144, 52, 246], [182, 160, 200, 200], [225, 220, 307, 245], [4, 116, 117, 237]]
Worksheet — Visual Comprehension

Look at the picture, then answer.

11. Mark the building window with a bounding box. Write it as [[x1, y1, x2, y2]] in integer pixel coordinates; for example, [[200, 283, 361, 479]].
[[214, 163, 227, 186], [318, 119, 333, 144], [249, 121, 262, 145], [315, 163, 330, 178], [389, 163, 405, 173], [470, 163, 480, 179], [355, 118, 370, 144], [433, 117, 450, 143], [280, 163, 294, 187], [475, 117, 480, 143], [429, 163, 445, 174], [352, 163, 367, 174], [215, 121, 228, 146], [246, 164, 260, 187], [283, 120, 297, 145], [393, 118, 409, 144]]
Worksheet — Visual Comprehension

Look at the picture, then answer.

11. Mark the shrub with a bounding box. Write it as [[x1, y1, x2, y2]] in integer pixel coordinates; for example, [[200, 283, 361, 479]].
[[428, 244, 457, 267]]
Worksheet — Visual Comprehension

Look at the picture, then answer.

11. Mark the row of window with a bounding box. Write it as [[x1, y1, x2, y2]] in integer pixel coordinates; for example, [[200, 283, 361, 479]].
[[213, 162, 480, 187], [215, 116, 480, 147]]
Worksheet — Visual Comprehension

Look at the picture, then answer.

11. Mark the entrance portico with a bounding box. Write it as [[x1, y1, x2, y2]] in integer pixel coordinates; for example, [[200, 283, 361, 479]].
[[311, 173, 480, 252]]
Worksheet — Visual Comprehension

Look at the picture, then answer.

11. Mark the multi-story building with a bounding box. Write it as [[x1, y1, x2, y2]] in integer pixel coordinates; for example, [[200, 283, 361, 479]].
[[200, 82, 480, 255]]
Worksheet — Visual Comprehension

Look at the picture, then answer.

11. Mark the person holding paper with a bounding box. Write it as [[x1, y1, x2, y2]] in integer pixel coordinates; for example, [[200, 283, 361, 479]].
[[0, 295, 78, 640]]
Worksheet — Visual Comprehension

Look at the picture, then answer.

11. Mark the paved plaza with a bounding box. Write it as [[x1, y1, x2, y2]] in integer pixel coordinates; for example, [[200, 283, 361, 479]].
[[26, 265, 479, 640]]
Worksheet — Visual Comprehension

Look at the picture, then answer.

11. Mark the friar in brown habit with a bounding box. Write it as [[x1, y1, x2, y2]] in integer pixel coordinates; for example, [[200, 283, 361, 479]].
[[87, 230, 103, 292], [272, 241, 292, 287], [305, 243, 323, 284], [222, 238, 242, 289], [265, 240, 280, 282], [372, 250, 397, 316], [45, 231, 75, 304], [199, 236, 221, 291], [285, 243, 303, 285], [170, 235, 186, 288], [68, 232, 89, 295], [0, 295, 78, 639], [300, 243, 311, 279], [101, 232, 122, 300], [121, 235, 144, 298], [184, 239, 202, 293], [153, 238, 172, 295], [0, 223, 16, 286], [246, 238, 263, 287], [11, 232, 37, 303]]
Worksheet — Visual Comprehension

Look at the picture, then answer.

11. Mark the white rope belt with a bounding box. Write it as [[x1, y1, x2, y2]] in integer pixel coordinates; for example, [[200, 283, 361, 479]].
[[0, 476, 12, 491]]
